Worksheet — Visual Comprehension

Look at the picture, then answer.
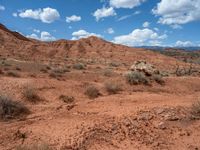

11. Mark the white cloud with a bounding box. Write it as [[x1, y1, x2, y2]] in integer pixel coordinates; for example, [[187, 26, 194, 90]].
[[175, 40, 194, 47], [33, 29, 40, 33], [66, 15, 81, 23], [117, 11, 141, 21], [0, 5, 5, 11], [26, 33, 39, 40], [143, 21, 150, 28], [106, 28, 114, 34], [18, 7, 60, 23], [41, 31, 56, 41], [152, 0, 200, 26], [27, 31, 56, 41], [171, 24, 183, 29], [113, 28, 167, 46], [93, 7, 116, 21], [12, 12, 17, 17], [72, 29, 102, 40], [110, 0, 146, 9]]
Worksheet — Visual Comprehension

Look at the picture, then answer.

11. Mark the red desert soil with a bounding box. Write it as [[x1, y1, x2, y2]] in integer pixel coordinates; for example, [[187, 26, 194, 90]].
[[0, 24, 200, 150]]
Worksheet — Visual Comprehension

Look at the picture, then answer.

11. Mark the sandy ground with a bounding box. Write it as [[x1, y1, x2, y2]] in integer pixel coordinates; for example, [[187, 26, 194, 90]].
[[0, 59, 200, 150]]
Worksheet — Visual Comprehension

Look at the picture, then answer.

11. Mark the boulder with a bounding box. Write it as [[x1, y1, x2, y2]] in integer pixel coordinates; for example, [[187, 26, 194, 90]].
[[130, 60, 159, 76]]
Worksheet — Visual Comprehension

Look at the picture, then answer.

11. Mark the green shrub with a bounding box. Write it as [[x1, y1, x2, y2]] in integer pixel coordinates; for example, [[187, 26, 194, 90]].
[[85, 86, 101, 99], [0, 95, 29, 119], [105, 82, 122, 94], [125, 71, 150, 85]]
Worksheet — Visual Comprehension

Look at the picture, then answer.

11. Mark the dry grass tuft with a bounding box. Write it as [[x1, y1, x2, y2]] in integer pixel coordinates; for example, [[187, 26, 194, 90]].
[[85, 86, 101, 99], [23, 85, 41, 103], [105, 82, 122, 94]]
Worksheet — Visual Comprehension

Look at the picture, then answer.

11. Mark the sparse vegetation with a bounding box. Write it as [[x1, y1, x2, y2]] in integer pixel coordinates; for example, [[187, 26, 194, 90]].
[[175, 63, 199, 76], [190, 100, 200, 119], [22, 86, 41, 103], [49, 72, 62, 78], [16, 143, 52, 150], [103, 69, 113, 77], [151, 74, 165, 85], [85, 86, 101, 99], [73, 63, 85, 70], [109, 62, 120, 67], [125, 71, 150, 85], [105, 82, 122, 94], [59, 95, 74, 103], [0, 95, 29, 119], [7, 71, 20, 77]]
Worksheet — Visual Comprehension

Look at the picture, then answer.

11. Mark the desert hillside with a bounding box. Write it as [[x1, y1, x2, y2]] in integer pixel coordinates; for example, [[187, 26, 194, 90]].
[[0, 24, 200, 150], [0, 23, 185, 71]]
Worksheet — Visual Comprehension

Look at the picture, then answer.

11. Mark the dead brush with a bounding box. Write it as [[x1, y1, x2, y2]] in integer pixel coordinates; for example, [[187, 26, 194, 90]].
[[105, 82, 122, 94], [85, 86, 101, 99], [22, 85, 41, 103], [190, 100, 200, 119], [59, 95, 74, 104], [0, 94, 29, 120]]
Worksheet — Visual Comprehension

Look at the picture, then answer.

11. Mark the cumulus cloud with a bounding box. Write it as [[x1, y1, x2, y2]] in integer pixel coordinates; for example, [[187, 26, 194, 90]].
[[113, 28, 167, 46], [0, 5, 5, 11], [175, 40, 194, 47], [106, 28, 115, 34], [66, 15, 81, 23], [143, 21, 150, 28], [71, 29, 102, 40], [27, 31, 56, 41], [93, 7, 116, 21], [110, 0, 146, 9], [18, 7, 60, 23], [26, 33, 39, 40], [152, 0, 200, 26]]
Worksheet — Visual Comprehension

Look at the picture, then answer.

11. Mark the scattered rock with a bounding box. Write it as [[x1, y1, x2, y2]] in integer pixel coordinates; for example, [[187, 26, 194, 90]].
[[130, 60, 159, 76]]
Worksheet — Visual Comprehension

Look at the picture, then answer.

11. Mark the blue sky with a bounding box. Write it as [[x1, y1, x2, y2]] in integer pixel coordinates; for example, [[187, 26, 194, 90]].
[[0, 0, 200, 47]]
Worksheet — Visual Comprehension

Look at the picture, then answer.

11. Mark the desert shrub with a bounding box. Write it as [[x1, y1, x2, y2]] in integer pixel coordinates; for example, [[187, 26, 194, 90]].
[[59, 95, 74, 103], [85, 86, 101, 99], [125, 71, 150, 85], [40, 68, 48, 73], [73, 63, 85, 70], [0, 95, 29, 119], [190, 101, 200, 119], [109, 62, 120, 67], [22, 86, 41, 103], [49, 72, 62, 78], [7, 71, 20, 77], [105, 82, 122, 94], [103, 69, 113, 77], [16, 143, 52, 150], [0, 69, 4, 74], [16, 67, 21, 71], [152, 74, 165, 85]]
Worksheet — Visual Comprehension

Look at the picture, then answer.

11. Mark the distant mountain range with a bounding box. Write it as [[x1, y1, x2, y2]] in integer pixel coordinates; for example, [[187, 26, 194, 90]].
[[137, 46, 200, 51]]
